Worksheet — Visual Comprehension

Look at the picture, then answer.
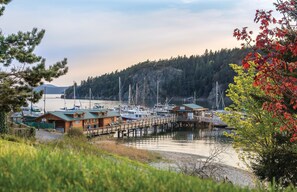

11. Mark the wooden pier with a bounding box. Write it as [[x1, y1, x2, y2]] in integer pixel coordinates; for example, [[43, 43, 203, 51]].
[[85, 115, 227, 138], [175, 116, 227, 129], [85, 116, 178, 138]]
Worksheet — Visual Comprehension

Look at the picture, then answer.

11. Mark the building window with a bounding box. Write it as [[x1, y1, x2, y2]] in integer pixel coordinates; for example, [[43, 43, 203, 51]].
[[75, 121, 80, 124]]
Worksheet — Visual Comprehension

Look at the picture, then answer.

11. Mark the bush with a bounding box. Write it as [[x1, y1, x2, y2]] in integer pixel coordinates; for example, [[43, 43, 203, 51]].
[[27, 127, 36, 138], [252, 134, 297, 187], [12, 127, 36, 139], [0, 134, 23, 143], [67, 127, 84, 138]]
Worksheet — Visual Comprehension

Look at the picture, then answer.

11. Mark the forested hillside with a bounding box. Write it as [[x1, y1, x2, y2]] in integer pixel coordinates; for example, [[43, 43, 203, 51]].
[[66, 48, 249, 104], [34, 84, 69, 94]]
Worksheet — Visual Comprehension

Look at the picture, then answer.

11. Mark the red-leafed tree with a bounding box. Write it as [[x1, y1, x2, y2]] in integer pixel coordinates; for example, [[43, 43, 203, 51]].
[[234, 0, 297, 142]]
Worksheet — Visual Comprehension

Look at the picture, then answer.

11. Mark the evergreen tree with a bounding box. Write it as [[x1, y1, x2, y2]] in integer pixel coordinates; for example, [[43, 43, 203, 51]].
[[0, 1, 68, 133], [69, 48, 249, 102]]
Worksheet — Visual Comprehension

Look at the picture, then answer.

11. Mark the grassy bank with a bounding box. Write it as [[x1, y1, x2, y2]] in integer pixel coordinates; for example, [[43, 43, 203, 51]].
[[0, 136, 258, 192]]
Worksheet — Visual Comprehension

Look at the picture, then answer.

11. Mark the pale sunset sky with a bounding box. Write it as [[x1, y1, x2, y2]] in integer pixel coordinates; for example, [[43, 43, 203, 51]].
[[0, 0, 273, 86]]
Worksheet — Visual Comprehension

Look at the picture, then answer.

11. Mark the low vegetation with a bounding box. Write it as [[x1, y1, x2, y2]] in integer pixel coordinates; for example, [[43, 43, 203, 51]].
[[67, 127, 84, 138], [93, 139, 161, 163], [0, 136, 257, 192]]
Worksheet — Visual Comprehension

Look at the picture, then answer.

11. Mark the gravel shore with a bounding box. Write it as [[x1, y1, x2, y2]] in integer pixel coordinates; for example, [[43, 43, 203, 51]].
[[35, 129, 63, 141], [150, 151, 257, 188]]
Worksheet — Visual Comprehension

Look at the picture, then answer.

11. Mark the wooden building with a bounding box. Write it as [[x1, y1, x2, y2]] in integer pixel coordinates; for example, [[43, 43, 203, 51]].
[[171, 103, 208, 120], [35, 109, 120, 133]]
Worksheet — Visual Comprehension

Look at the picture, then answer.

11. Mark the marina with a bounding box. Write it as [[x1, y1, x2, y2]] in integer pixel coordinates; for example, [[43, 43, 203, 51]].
[[11, 91, 229, 137], [1, 0, 296, 190]]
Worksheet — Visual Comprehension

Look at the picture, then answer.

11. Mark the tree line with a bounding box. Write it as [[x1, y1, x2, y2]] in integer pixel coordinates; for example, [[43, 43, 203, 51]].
[[67, 48, 250, 104]]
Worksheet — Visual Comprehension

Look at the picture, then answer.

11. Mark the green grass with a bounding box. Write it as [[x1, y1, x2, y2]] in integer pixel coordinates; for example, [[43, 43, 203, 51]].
[[0, 137, 292, 192]]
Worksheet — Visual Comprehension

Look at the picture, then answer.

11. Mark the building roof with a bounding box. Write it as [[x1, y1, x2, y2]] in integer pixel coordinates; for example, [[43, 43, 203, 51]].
[[39, 109, 120, 121], [182, 103, 205, 109]]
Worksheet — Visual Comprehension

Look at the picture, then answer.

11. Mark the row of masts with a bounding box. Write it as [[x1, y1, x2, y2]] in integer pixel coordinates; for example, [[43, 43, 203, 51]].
[[119, 77, 225, 109], [119, 77, 160, 106], [42, 79, 224, 112], [215, 81, 225, 110]]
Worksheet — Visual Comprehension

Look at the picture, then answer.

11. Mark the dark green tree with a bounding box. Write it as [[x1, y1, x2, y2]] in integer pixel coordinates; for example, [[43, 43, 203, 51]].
[[0, 0, 68, 133]]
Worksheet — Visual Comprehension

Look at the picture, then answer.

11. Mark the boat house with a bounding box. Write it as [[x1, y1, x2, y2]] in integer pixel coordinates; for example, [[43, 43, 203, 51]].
[[171, 103, 208, 120], [35, 109, 120, 133]]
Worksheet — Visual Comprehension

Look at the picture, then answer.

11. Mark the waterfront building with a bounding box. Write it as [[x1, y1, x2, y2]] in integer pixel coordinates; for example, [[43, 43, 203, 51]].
[[35, 109, 120, 133], [171, 103, 208, 120]]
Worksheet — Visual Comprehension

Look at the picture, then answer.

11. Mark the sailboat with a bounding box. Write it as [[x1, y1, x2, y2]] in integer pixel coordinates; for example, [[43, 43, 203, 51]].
[[11, 92, 44, 123], [210, 82, 228, 127], [153, 81, 175, 116], [119, 81, 153, 120], [60, 81, 81, 111], [214, 81, 225, 112]]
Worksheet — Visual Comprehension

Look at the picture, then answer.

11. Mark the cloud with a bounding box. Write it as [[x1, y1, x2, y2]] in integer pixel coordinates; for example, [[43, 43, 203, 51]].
[[0, 0, 275, 85]]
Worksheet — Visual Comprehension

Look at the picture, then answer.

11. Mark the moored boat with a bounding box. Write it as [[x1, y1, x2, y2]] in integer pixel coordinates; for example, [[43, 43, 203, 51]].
[[120, 105, 152, 120]]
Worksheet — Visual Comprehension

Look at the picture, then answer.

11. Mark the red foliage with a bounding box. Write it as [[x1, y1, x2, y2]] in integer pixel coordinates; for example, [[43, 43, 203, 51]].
[[234, 0, 297, 141]]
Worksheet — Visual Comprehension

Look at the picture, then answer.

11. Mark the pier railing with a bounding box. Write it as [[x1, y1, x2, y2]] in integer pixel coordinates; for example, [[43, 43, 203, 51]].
[[85, 116, 177, 137], [177, 116, 227, 127]]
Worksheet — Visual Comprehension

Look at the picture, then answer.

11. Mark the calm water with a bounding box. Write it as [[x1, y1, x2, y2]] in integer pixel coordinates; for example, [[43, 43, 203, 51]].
[[35, 94, 243, 169], [125, 129, 246, 170], [34, 94, 121, 111]]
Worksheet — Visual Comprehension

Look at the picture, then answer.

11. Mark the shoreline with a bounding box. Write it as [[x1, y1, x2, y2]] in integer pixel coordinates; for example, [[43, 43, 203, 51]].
[[149, 150, 257, 188], [35, 131, 257, 188]]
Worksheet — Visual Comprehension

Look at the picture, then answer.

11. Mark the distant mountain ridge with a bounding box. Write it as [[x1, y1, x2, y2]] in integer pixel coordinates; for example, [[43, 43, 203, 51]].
[[66, 48, 249, 104], [34, 84, 69, 94]]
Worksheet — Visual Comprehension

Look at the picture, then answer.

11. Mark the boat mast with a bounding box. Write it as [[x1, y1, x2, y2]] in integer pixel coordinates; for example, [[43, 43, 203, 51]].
[[216, 81, 219, 110], [157, 80, 159, 105], [220, 90, 225, 109], [135, 83, 138, 105], [43, 86, 46, 113], [63, 89, 66, 110], [73, 81, 76, 108], [194, 91, 196, 104], [142, 77, 146, 106], [89, 88, 92, 109], [119, 77, 122, 104], [128, 84, 132, 106]]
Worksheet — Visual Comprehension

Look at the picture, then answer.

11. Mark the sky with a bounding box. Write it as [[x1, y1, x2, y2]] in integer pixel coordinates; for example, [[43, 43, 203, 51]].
[[0, 0, 274, 86]]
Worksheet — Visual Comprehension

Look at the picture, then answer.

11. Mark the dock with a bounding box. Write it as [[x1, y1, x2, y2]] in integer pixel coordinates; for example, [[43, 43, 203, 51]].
[[86, 116, 178, 138], [85, 114, 227, 138]]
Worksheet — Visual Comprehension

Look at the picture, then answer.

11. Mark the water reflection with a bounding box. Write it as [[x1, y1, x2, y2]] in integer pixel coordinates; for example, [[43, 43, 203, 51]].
[[125, 128, 245, 169]]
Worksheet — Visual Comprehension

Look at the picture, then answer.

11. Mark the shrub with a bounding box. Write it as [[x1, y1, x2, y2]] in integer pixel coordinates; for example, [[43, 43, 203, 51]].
[[252, 134, 297, 187], [0, 134, 23, 143], [27, 127, 36, 138], [67, 127, 84, 138], [12, 127, 36, 139]]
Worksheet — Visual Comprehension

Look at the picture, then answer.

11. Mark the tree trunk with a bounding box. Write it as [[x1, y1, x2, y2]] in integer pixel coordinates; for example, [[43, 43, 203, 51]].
[[0, 111, 8, 134]]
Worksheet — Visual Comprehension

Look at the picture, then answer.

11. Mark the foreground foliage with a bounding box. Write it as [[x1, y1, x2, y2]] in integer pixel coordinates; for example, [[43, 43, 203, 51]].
[[221, 64, 297, 187], [0, 137, 254, 192], [0, 1, 68, 133], [234, 0, 297, 141]]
